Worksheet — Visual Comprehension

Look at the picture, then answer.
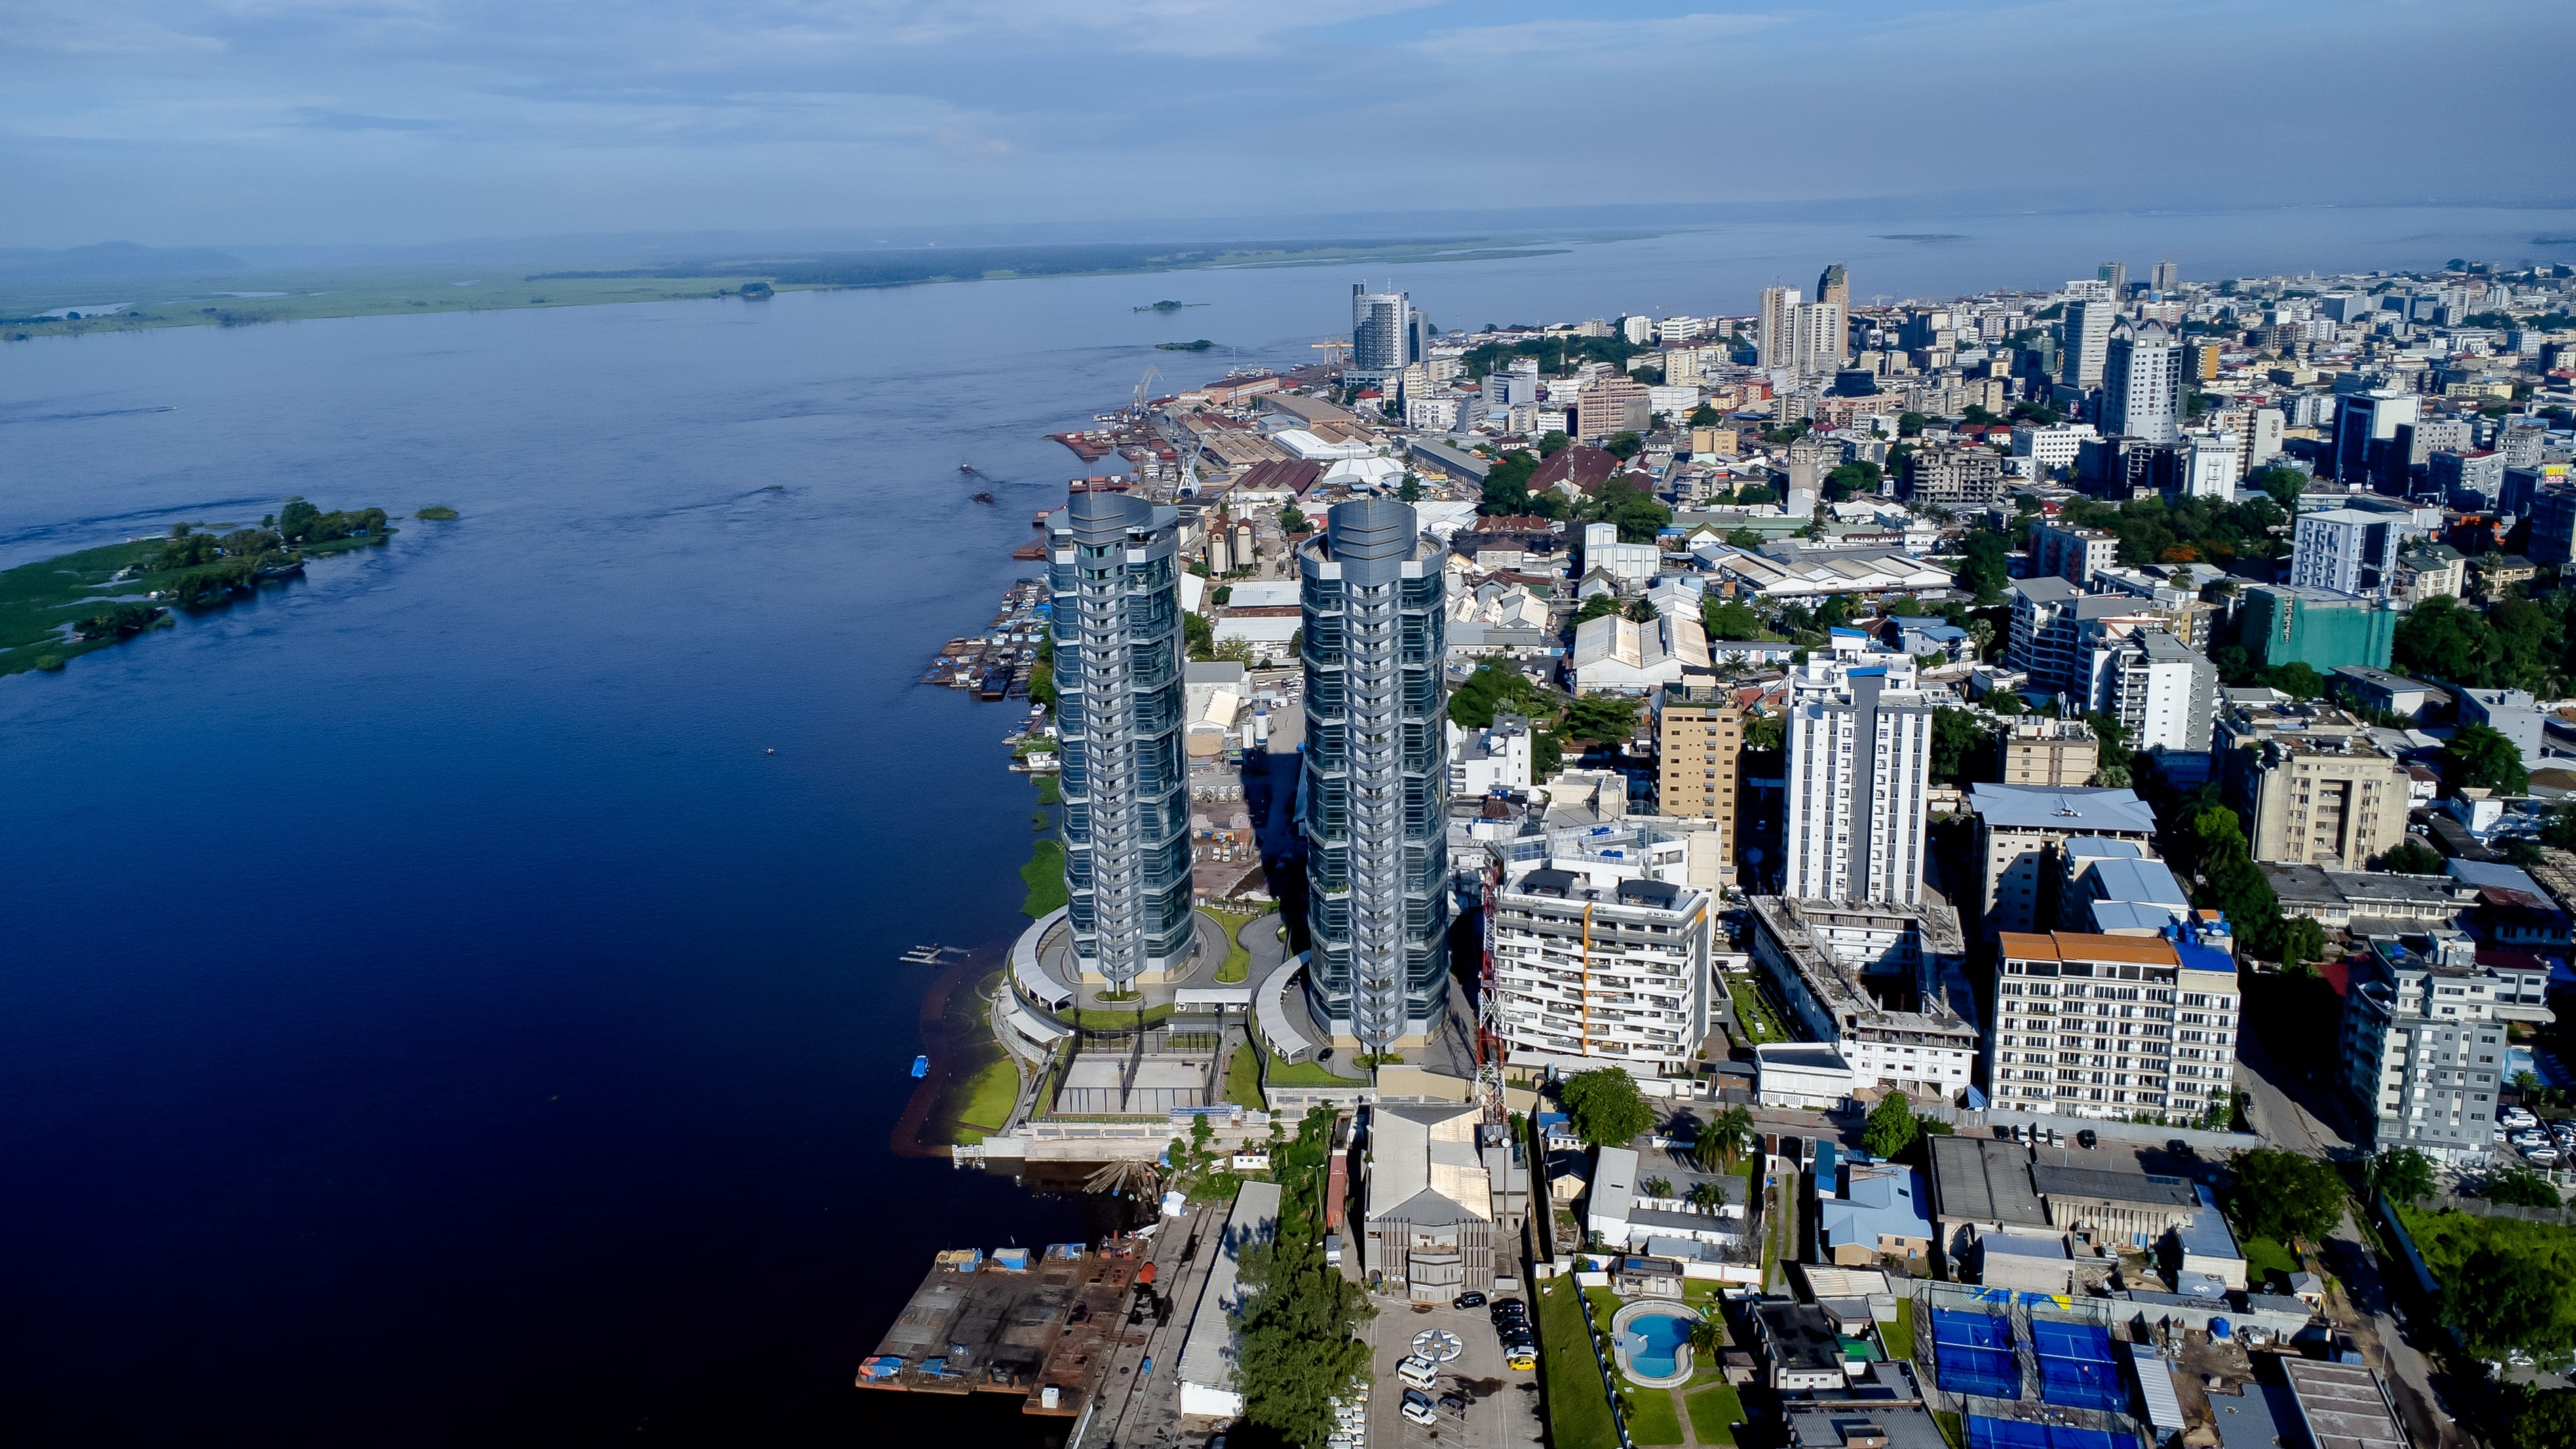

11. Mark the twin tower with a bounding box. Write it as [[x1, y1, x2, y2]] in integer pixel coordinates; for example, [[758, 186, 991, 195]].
[[1044, 490, 1450, 1054]]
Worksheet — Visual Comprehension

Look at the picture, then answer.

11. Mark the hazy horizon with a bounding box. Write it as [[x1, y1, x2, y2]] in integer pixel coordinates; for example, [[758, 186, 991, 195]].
[[8, 1, 2575, 250]]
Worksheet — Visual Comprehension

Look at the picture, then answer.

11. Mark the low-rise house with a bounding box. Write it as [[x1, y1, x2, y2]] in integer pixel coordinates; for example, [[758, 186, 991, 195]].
[[1817, 1163, 1934, 1267], [1362, 1102, 1498, 1301]]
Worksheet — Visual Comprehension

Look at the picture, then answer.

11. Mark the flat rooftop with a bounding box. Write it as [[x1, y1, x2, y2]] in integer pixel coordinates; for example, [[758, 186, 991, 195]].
[[1927, 1136, 2047, 1229]]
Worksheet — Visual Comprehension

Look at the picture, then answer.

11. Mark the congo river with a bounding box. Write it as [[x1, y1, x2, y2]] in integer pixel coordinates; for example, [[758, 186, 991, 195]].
[[1, 204, 2567, 1444]]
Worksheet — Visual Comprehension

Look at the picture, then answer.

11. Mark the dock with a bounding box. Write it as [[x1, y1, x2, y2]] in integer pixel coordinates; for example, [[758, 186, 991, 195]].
[[856, 1243, 1147, 1412], [919, 577, 1048, 693]]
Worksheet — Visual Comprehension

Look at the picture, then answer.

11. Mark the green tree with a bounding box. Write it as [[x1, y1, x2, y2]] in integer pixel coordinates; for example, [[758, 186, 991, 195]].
[[2262, 661, 2326, 699], [2446, 1246, 2574, 1359], [1687, 404, 1722, 428], [1744, 712, 1785, 752], [2445, 722, 2530, 796], [2276, 916, 2326, 971], [2379, 839, 2444, 875], [1955, 530, 2011, 604], [1561, 1068, 1655, 1148], [1703, 600, 1763, 641], [2189, 807, 2280, 944], [1824, 461, 1881, 501], [1602, 431, 1644, 461], [277, 496, 322, 541], [1723, 527, 1763, 551], [2484, 1166, 2564, 1208], [1480, 450, 1539, 515], [1279, 504, 1310, 537], [1575, 593, 1625, 624], [1537, 430, 1573, 457], [2366, 1146, 2438, 1206], [1929, 708, 1990, 786], [2227, 1148, 2345, 1244], [1563, 692, 1641, 743], [1448, 660, 1556, 729], [1896, 411, 1928, 438], [1233, 1111, 1376, 1448], [1864, 1092, 1919, 1158], [1397, 474, 1423, 503], [1693, 1105, 1753, 1173], [1623, 596, 1659, 623], [1185, 611, 1216, 660], [2511, 1389, 2576, 1449]]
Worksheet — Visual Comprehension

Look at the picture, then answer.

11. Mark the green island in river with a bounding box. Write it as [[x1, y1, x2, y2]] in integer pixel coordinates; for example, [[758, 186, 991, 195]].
[[0, 497, 402, 677]]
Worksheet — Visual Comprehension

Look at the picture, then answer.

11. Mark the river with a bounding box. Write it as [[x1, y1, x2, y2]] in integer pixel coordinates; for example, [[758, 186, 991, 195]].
[[1, 203, 2568, 1445]]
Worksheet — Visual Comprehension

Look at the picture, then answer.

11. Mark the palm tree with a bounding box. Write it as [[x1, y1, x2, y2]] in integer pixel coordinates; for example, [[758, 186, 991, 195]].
[[1694, 1106, 1754, 1172], [1686, 1180, 1727, 1216], [1687, 1315, 1723, 1355]]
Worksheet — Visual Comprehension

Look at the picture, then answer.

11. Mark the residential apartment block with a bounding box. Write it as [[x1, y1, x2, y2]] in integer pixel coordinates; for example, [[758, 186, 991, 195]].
[[1783, 648, 1933, 906], [1998, 718, 2100, 787], [1968, 784, 2159, 939], [1898, 444, 2005, 509], [1746, 895, 1978, 1101], [1990, 926, 2240, 1123], [1655, 686, 1743, 885], [2026, 520, 2119, 585], [2339, 931, 2512, 1162], [2239, 733, 2408, 868], [1492, 865, 1712, 1078]]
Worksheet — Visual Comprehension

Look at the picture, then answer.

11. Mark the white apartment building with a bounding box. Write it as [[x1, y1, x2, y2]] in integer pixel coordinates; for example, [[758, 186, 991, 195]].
[[1783, 647, 1933, 905], [1493, 864, 1712, 1078], [1789, 301, 1847, 378], [1581, 522, 1659, 588], [1758, 286, 1799, 371], [2012, 422, 2099, 474], [2060, 298, 2115, 389], [1448, 713, 1533, 798], [1990, 924, 2241, 1123], [2026, 518, 2119, 585], [2101, 322, 2180, 445], [2180, 431, 2241, 499], [2288, 507, 2431, 597], [1746, 896, 1978, 1101], [2339, 930, 2512, 1163], [2085, 630, 2216, 752]]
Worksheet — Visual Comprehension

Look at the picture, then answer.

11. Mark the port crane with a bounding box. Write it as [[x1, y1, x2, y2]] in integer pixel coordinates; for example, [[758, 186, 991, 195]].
[[1131, 364, 1162, 419], [1309, 337, 1349, 370]]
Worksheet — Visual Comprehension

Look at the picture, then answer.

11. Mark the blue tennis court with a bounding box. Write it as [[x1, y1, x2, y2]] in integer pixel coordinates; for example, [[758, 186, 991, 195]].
[[1964, 1417, 2130, 1449], [2030, 1320, 2126, 1412], [1933, 1310, 2020, 1400]]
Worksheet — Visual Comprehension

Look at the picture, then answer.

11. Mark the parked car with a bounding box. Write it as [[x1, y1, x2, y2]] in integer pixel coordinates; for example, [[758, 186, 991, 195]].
[[1504, 1345, 1537, 1371], [1453, 1292, 1486, 1309], [2076, 1129, 2098, 1150], [2530, 1146, 2562, 1164], [1438, 1392, 1468, 1413], [1402, 1400, 1437, 1427]]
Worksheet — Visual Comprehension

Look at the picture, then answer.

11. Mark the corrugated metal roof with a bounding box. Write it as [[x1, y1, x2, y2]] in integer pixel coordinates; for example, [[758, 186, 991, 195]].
[[2128, 1342, 2187, 1432]]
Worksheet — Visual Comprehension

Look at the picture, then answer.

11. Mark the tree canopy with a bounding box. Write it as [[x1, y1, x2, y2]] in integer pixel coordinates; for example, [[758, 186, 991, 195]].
[[1560, 1068, 1655, 1148], [1562, 692, 1641, 744], [2448, 1246, 2575, 1359], [1864, 1091, 1919, 1158], [2445, 722, 2531, 796], [2227, 1148, 2345, 1244], [1693, 1106, 1753, 1172], [2393, 594, 2564, 695], [1448, 660, 1556, 730], [1929, 708, 1991, 787], [2365, 1146, 2436, 1206], [1702, 598, 1763, 641], [2379, 839, 2444, 876], [1233, 1108, 1375, 1448]]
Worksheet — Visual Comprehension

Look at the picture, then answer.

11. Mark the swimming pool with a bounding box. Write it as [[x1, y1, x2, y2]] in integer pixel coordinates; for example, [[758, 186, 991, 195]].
[[1626, 1313, 1692, 1378]]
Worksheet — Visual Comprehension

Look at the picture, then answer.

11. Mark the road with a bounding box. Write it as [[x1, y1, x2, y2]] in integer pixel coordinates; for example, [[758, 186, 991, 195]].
[[2235, 1011, 2472, 1448]]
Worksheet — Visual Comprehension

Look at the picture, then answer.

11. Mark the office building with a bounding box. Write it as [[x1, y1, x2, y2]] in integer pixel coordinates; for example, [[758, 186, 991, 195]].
[[2235, 584, 2398, 674], [1758, 286, 1799, 370], [2149, 259, 2180, 294], [2429, 448, 2504, 507], [1350, 286, 1427, 389], [2339, 930, 2510, 1161], [1789, 300, 1846, 378], [2012, 421, 2100, 475], [2180, 431, 2239, 499], [1049, 489, 1195, 988], [1990, 925, 2240, 1122], [2238, 732, 2408, 868], [1746, 896, 1977, 1100], [1299, 499, 1450, 1051], [1571, 375, 1651, 442], [2060, 298, 2115, 389], [1898, 443, 2004, 509], [1492, 864, 1712, 1077], [1783, 651, 1933, 906], [2248, 407, 2284, 465], [2100, 322, 2180, 445], [1816, 263, 1849, 311], [1656, 686, 1743, 847], [2096, 261, 2128, 298], [1361, 1102, 1501, 1299], [2329, 390, 2421, 488], [2026, 519, 2119, 585], [1999, 718, 2100, 787], [1967, 784, 2157, 939]]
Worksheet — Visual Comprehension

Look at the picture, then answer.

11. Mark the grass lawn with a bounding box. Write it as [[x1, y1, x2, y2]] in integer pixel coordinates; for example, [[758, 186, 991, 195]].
[[2242, 1235, 2301, 1283], [1683, 1384, 1744, 1446], [1021, 839, 1067, 917], [1208, 906, 1260, 984], [1623, 1387, 1684, 1446], [1069, 1003, 1174, 1030], [0, 541, 161, 676], [1880, 1307, 1914, 1361], [951, 1059, 1021, 1134], [1252, 1033, 1347, 1087], [1035, 775, 1060, 805], [1537, 1279, 1619, 1449], [1223, 1044, 1264, 1110], [1727, 976, 1786, 1045]]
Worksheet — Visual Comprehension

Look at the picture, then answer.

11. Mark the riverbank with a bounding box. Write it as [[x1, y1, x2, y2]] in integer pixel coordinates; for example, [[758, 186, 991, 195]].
[[1, 233, 1572, 343]]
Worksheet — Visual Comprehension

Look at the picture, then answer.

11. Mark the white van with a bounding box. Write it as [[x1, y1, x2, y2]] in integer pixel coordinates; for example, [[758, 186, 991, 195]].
[[1396, 1357, 1440, 1391]]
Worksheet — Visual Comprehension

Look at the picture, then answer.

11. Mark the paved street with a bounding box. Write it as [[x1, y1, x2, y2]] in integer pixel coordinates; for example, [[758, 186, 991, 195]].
[[1361, 1296, 1545, 1449], [2235, 1011, 2472, 1448]]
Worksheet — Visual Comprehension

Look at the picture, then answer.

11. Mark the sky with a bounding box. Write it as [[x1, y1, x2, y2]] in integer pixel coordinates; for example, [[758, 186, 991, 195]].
[[5, 0, 2574, 249]]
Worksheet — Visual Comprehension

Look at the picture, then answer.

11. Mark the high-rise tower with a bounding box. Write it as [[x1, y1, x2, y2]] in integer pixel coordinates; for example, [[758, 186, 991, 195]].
[[2102, 320, 2181, 445], [1815, 263, 1849, 311], [1757, 286, 1799, 371], [1782, 649, 1933, 905], [2059, 298, 2115, 390], [1048, 489, 1194, 989], [1300, 499, 1450, 1053]]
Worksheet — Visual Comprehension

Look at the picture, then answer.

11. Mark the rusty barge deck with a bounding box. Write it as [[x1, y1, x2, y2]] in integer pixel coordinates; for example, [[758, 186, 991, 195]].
[[855, 1244, 1145, 1418]]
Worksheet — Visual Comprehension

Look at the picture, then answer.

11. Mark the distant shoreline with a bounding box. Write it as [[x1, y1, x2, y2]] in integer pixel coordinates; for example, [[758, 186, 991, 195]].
[[0, 234, 1581, 343]]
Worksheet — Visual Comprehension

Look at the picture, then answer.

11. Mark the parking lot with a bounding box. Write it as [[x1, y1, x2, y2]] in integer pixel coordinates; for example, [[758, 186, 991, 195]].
[[1363, 1296, 1545, 1449], [2499, 1106, 2573, 1167]]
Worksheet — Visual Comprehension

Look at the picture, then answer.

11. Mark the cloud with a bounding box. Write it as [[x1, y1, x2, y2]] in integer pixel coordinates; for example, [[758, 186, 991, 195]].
[[1410, 10, 1786, 59], [0, 8, 225, 54], [290, 106, 444, 130]]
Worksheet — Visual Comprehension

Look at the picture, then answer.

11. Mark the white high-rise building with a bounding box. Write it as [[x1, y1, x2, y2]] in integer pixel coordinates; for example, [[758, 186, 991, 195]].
[[1783, 645, 1934, 906], [2101, 321, 2180, 444], [2181, 431, 2241, 499], [2060, 298, 2115, 390], [1757, 286, 1800, 370], [1350, 285, 1425, 390], [2289, 507, 2432, 596], [1788, 300, 1846, 378], [1492, 831, 1713, 1077], [2085, 630, 2216, 752]]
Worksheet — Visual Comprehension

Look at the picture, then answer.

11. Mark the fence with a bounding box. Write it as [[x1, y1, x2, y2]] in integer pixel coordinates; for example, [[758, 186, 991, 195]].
[[2417, 1191, 2576, 1222]]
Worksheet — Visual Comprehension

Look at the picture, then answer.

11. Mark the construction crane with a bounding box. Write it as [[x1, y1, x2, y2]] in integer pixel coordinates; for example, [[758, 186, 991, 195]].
[[1309, 337, 1349, 370], [1132, 363, 1161, 419]]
